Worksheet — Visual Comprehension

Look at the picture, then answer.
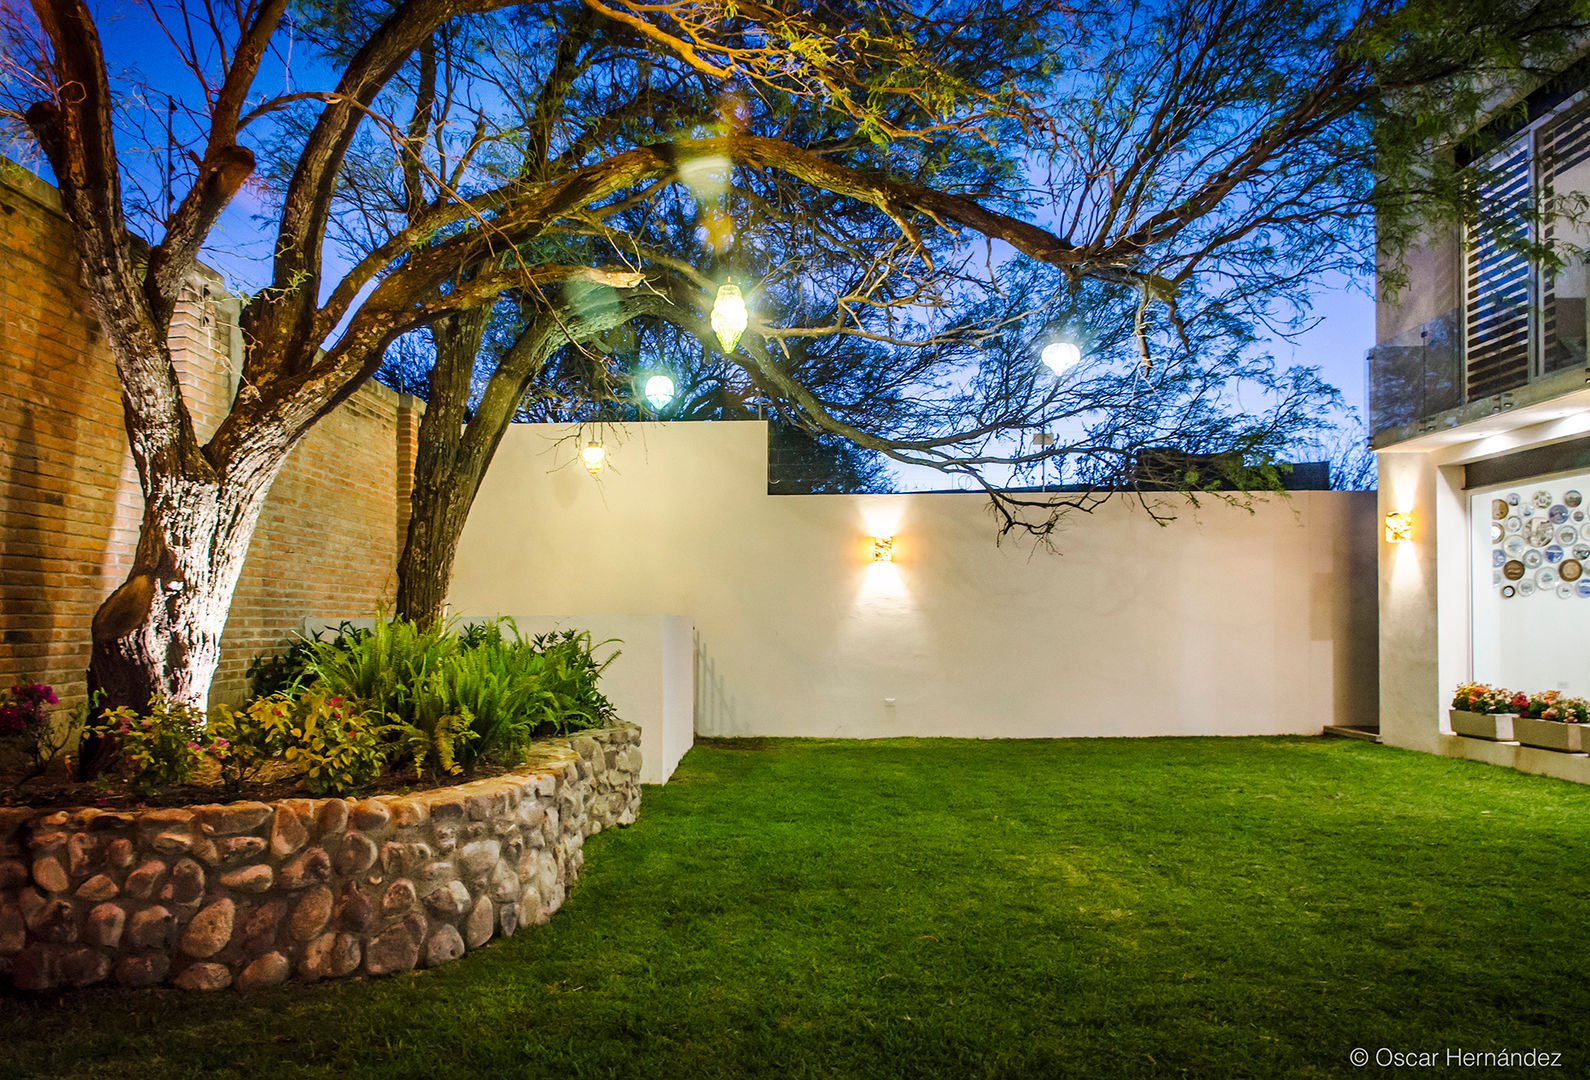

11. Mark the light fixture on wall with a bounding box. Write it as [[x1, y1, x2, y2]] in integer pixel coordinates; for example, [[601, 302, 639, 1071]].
[[1385, 511, 1414, 543], [581, 440, 606, 475], [871, 536, 895, 562], [711, 282, 748, 352]]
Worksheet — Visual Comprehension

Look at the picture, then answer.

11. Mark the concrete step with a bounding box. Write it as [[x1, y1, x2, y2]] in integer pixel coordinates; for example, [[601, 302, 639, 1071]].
[[1322, 725, 1382, 744]]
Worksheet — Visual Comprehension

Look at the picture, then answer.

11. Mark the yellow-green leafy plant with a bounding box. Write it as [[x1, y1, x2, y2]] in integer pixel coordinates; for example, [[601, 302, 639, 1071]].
[[279, 687, 387, 796], [206, 696, 295, 794], [88, 696, 209, 796]]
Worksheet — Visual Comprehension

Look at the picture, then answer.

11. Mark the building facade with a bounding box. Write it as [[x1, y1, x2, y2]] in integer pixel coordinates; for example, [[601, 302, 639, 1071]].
[[1374, 65, 1590, 782]]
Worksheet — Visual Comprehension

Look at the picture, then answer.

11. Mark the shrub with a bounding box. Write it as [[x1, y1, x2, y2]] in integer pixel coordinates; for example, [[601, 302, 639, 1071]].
[[207, 696, 295, 794], [279, 688, 387, 796], [89, 696, 209, 796], [522, 629, 620, 735], [246, 622, 370, 699], [0, 680, 72, 779]]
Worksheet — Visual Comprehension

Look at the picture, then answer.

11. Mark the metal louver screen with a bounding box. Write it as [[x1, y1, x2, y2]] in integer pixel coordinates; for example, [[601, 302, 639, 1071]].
[[1542, 104, 1590, 373], [1465, 145, 1533, 399]]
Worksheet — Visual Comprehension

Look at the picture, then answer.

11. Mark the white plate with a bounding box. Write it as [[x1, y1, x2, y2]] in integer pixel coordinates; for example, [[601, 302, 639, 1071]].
[[1534, 489, 1554, 509], [1520, 579, 1538, 596]]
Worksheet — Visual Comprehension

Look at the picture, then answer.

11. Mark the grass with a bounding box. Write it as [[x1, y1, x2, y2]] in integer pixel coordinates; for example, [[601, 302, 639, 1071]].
[[4, 736, 1590, 1079]]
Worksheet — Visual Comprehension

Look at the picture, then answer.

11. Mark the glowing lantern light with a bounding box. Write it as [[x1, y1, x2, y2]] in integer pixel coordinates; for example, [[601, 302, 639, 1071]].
[[1041, 341, 1082, 374], [1384, 511, 1414, 543], [644, 373, 676, 410], [872, 536, 895, 562], [581, 440, 606, 475], [711, 282, 748, 352]]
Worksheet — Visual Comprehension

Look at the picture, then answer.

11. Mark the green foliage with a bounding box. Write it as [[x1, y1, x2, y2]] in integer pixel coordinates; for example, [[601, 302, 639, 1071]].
[[245, 623, 368, 699], [300, 615, 458, 728], [206, 696, 295, 794], [88, 696, 208, 796], [278, 687, 387, 797], [519, 629, 620, 736]]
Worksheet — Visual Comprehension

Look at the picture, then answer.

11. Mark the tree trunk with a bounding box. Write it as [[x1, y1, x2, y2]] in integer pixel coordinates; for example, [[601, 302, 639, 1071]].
[[79, 457, 283, 778]]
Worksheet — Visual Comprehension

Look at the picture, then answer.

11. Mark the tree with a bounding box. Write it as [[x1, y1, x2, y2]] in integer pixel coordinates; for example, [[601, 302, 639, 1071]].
[[3, 0, 1586, 752]]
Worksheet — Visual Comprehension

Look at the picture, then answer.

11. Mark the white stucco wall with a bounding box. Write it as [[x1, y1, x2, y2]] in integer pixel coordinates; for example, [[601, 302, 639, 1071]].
[[1377, 394, 1590, 784], [449, 422, 1377, 741]]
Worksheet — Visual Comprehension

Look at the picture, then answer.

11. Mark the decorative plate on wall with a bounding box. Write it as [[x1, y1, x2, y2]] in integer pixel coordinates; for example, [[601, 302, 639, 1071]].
[[1559, 526, 1579, 545], [1493, 548, 1507, 567], [1491, 522, 1506, 543], [1538, 566, 1559, 588], [1530, 519, 1555, 547], [1534, 490, 1554, 509], [1495, 569, 1505, 586], [1559, 583, 1575, 598], [1502, 585, 1517, 598], [1545, 544, 1566, 564], [1579, 580, 1590, 598], [1505, 537, 1528, 557], [1506, 516, 1524, 535], [1561, 559, 1584, 582], [1493, 498, 1510, 519], [1524, 549, 1544, 569], [1550, 504, 1570, 524], [1520, 579, 1538, 596], [1509, 492, 1521, 505], [1575, 545, 1590, 562], [1567, 490, 1583, 508], [1503, 559, 1527, 580]]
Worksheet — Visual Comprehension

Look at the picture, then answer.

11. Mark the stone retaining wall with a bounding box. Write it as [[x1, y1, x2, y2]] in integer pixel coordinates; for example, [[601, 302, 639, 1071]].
[[0, 724, 640, 992]]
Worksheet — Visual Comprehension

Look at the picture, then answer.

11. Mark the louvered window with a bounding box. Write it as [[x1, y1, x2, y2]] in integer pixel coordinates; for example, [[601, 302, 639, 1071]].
[[1464, 98, 1590, 400]]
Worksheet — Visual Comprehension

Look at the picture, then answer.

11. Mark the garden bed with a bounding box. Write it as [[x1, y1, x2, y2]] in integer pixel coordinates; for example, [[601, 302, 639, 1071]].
[[0, 725, 640, 993]]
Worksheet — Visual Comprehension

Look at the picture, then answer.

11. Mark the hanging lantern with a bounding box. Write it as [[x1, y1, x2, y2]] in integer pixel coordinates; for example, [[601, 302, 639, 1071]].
[[1040, 341, 1082, 374], [644, 373, 676, 410], [711, 282, 748, 352], [580, 440, 606, 474]]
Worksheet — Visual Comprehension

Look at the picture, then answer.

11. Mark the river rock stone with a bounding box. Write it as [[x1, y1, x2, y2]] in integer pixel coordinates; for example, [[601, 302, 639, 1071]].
[[26, 898, 76, 943], [423, 925, 465, 967], [238, 898, 287, 954], [160, 858, 205, 905], [0, 859, 29, 889], [288, 886, 333, 940], [59, 945, 110, 987], [174, 961, 231, 991], [127, 906, 177, 949], [221, 836, 267, 863], [335, 882, 374, 933], [196, 803, 273, 836], [349, 800, 390, 830], [316, 800, 349, 837], [423, 881, 471, 918], [389, 800, 427, 827], [458, 839, 500, 876], [180, 898, 236, 958], [380, 879, 416, 916], [114, 952, 170, 987], [106, 838, 135, 871], [488, 860, 520, 902], [66, 833, 100, 877], [83, 903, 125, 947], [125, 858, 166, 900], [463, 896, 494, 948], [31, 854, 68, 893], [151, 830, 195, 856], [236, 951, 290, 990], [75, 873, 118, 901], [381, 841, 432, 876], [278, 847, 331, 889], [269, 807, 308, 857], [219, 864, 274, 893], [333, 832, 377, 876], [364, 920, 421, 976], [300, 931, 361, 979], [498, 899, 519, 938]]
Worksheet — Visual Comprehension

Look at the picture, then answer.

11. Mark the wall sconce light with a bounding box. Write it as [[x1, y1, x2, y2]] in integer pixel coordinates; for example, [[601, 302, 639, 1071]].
[[871, 536, 895, 562], [580, 440, 606, 475], [1385, 511, 1414, 543]]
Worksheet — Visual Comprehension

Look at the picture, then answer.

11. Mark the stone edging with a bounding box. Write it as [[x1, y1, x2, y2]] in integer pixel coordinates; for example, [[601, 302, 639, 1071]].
[[0, 724, 641, 992]]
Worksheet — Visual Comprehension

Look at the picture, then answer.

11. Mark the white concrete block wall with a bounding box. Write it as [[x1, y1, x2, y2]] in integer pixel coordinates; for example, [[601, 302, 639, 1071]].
[[451, 421, 1379, 740]]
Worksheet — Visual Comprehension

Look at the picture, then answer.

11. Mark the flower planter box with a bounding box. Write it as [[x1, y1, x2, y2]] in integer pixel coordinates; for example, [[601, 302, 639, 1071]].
[[1449, 709, 1515, 742], [1511, 716, 1583, 753]]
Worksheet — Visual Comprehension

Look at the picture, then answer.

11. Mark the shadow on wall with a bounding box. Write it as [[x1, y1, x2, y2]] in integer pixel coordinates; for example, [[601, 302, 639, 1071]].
[[694, 631, 741, 735], [1, 408, 70, 690]]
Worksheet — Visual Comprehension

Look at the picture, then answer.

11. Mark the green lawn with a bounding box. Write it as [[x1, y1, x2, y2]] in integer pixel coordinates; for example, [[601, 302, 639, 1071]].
[[4, 737, 1589, 1079]]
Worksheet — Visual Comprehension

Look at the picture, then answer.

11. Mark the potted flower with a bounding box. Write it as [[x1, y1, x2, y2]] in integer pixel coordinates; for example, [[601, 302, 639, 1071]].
[[1512, 690, 1589, 753], [1449, 682, 1518, 741]]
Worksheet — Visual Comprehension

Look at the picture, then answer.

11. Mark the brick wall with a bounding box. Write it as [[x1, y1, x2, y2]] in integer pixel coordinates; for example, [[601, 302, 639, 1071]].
[[0, 163, 419, 708]]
